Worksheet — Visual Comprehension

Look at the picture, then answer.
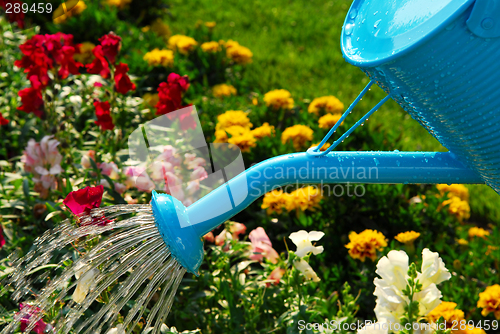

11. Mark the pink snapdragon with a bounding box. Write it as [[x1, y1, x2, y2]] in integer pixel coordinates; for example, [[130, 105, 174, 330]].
[[125, 166, 155, 192], [267, 267, 285, 287], [229, 222, 247, 239], [22, 136, 63, 192], [249, 227, 279, 264], [191, 166, 208, 181]]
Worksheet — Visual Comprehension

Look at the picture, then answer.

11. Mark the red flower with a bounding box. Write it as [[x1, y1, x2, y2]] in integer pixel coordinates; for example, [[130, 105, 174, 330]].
[[1, 0, 25, 28], [94, 101, 114, 130], [18, 303, 47, 334], [155, 81, 182, 115], [0, 225, 5, 248], [99, 33, 121, 64], [63, 185, 104, 216], [167, 73, 190, 92], [58, 46, 82, 79], [0, 113, 8, 126], [17, 76, 44, 118], [114, 63, 136, 95], [86, 45, 110, 78]]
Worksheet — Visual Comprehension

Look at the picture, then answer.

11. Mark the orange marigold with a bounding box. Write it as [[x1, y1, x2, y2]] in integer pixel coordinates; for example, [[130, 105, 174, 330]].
[[345, 229, 387, 262], [477, 284, 500, 319]]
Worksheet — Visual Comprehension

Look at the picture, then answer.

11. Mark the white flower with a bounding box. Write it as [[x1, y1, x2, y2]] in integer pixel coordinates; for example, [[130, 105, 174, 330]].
[[289, 230, 324, 258], [293, 259, 320, 282], [414, 283, 442, 317], [106, 324, 125, 334], [418, 248, 451, 289], [375, 250, 409, 292], [73, 268, 99, 304]]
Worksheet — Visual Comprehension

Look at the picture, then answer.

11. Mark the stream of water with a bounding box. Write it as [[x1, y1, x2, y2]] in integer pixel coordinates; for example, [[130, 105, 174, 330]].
[[1, 204, 186, 334]]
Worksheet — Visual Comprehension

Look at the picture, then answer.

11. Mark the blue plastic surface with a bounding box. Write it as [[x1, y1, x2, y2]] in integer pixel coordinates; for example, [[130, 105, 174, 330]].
[[151, 191, 203, 276], [342, 0, 474, 67], [342, 0, 500, 195], [466, 0, 500, 38]]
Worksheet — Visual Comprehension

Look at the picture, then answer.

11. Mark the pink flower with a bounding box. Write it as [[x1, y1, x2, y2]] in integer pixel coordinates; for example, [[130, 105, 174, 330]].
[[266, 267, 285, 287], [191, 166, 208, 181], [229, 222, 247, 240], [186, 180, 200, 194], [99, 162, 119, 179], [249, 227, 279, 264], [0, 225, 5, 248], [187, 157, 206, 170], [149, 160, 174, 181], [182, 197, 194, 207], [21, 136, 63, 190], [80, 150, 95, 169], [18, 303, 47, 334], [99, 178, 126, 194], [215, 230, 232, 251], [203, 231, 215, 243], [124, 166, 155, 192]]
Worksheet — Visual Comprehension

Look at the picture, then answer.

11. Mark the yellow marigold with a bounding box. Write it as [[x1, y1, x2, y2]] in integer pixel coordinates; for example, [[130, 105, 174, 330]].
[[215, 110, 252, 131], [345, 229, 387, 262], [251, 122, 275, 139], [309, 142, 331, 151], [168, 34, 198, 55], [395, 231, 420, 244], [103, 0, 131, 9], [442, 196, 470, 222], [458, 325, 487, 334], [281, 124, 313, 150], [457, 238, 469, 246], [427, 301, 465, 325], [286, 186, 323, 212], [225, 40, 253, 64], [214, 126, 249, 143], [308, 96, 344, 115], [214, 129, 228, 143], [318, 113, 342, 129], [212, 84, 237, 98], [150, 19, 171, 37], [227, 131, 257, 153], [261, 189, 289, 215], [477, 284, 500, 319], [143, 93, 159, 108], [143, 49, 174, 67], [73, 42, 95, 64], [264, 89, 294, 110], [486, 245, 499, 256], [468, 226, 490, 239], [201, 41, 221, 53], [53, 0, 87, 24], [437, 184, 469, 201], [205, 21, 216, 29]]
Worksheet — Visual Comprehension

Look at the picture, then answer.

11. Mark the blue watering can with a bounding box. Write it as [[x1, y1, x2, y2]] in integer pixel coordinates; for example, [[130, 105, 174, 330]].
[[151, 0, 500, 275]]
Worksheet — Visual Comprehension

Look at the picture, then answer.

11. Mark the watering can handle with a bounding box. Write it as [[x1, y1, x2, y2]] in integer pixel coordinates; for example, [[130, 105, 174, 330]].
[[467, 0, 500, 38], [308, 80, 391, 156]]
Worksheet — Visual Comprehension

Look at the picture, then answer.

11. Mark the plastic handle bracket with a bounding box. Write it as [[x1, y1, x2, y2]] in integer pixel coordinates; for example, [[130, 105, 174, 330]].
[[467, 0, 500, 38]]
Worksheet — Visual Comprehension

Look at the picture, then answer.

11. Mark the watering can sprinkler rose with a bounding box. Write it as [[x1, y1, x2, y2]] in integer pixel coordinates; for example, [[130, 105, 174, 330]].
[[5, 0, 500, 333]]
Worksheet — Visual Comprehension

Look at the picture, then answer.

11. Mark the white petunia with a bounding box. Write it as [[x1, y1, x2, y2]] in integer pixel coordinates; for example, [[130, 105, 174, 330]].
[[289, 230, 324, 258], [418, 248, 451, 289], [73, 268, 99, 303], [293, 259, 321, 282]]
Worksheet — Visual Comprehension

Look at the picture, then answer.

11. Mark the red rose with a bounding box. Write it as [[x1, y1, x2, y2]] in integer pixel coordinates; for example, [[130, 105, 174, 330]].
[[94, 101, 114, 130], [58, 46, 82, 79], [0, 113, 9, 126], [17, 76, 44, 118], [0, 225, 5, 248], [114, 63, 136, 95], [63, 185, 104, 215], [86, 45, 110, 78], [99, 33, 121, 64]]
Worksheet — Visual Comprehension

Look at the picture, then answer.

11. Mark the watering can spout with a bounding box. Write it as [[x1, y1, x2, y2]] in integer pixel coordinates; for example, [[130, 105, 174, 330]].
[[151, 150, 483, 275]]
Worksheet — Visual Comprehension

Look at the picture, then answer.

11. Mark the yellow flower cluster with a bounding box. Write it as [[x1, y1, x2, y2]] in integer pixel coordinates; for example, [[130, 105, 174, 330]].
[[201, 41, 221, 53], [395, 231, 420, 244], [477, 284, 500, 319], [264, 89, 294, 110], [251, 122, 274, 140], [224, 40, 253, 64], [468, 226, 490, 239], [427, 301, 465, 325], [345, 229, 387, 262], [73, 42, 95, 64], [309, 142, 331, 151], [437, 184, 470, 222], [212, 84, 237, 98], [143, 49, 174, 67], [308, 96, 344, 115], [214, 111, 273, 152], [318, 113, 342, 129], [142, 19, 171, 38], [168, 35, 198, 55], [261, 186, 323, 215], [281, 124, 314, 150], [205, 21, 216, 29], [53, 0, 87, 24], [437, 184, 469, 201], [103, 0, 131, 9]]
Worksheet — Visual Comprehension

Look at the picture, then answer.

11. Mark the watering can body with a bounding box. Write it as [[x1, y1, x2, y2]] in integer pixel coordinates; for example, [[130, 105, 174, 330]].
[[342, 0, 500, 194]]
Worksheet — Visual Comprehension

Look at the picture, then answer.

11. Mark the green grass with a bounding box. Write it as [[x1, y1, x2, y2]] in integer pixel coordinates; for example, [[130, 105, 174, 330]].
[[165, 0, 500, 222]]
